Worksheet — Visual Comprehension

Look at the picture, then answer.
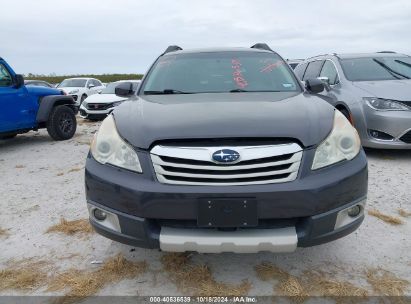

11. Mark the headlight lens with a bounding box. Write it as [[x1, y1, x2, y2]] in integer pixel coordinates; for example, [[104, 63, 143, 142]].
[[69, 89, 79, 94], [112, 100, 126, 107], [363, 97, 410, 111], [312, 110, 361, 170], [90, 115, 142, 173]]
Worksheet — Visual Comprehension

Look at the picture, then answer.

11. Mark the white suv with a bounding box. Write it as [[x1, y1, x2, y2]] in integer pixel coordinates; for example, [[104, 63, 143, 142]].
[[57, 78, 105, 106], [79, 80, 140, 120]]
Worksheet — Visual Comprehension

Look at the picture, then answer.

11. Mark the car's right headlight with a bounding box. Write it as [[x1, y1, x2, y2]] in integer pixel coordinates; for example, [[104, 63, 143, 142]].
[[90, 115, 142, 173], [363, 97, 410, 111], [69, 89, 79, 94], [312, 110, 361, 170]]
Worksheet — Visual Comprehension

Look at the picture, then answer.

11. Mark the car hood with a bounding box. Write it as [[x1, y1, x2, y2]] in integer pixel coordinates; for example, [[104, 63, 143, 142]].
[[113, 92, 335, 150], [84, 94, 127, 104], [58, 87, 84, 93], [352, 79, 411, 101], [26, 85, 62, 97]]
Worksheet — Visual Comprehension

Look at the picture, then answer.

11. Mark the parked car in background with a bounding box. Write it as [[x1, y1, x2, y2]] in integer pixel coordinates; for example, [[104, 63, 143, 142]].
[[85, 44, 367, 253], [295, 52, 411, 149], [79, 80, 140, 120], [24, 80, 53, 88], [57, 78, 105, 106], [0, 57, 77, 140], [287, 59, 304, 70]]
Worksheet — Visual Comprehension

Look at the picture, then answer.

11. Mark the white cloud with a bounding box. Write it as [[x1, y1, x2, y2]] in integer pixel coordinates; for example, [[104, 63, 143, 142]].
[[1, 0, 410, 74]]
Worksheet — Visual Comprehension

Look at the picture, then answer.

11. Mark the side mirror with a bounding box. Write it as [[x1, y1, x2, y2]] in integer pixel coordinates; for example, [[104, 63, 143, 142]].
[[115, 82, 135, 97], [14, 74, 25, 89], [88, 84, 95, 89], [317, 76, 329, 84], [317, 76, 331, 91], [305, 78, 325, 94]]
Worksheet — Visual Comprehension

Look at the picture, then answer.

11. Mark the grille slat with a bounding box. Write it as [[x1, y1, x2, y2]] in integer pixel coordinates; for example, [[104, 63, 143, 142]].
[[154, 162, 299, 179], [150, 143, 303, 186], [86, 103, 112, 110], [151, 153, 301, 171], [399, 130, 411, 144]]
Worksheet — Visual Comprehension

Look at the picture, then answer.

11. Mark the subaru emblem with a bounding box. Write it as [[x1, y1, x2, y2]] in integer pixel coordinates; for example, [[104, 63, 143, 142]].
[[212, 149, 240, 164]]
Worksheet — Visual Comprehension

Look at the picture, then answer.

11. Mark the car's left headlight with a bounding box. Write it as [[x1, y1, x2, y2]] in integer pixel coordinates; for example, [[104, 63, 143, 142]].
[[112, 100, 126, 107], [363, 97, 410, 111], [90, 115, 142, 173], [312, 110, 361, 170], [69, 89, 79, 94]]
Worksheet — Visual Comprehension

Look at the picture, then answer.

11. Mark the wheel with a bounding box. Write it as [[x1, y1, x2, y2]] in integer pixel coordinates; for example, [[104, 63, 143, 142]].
[[46, 105, 77, 140], [80, 94, 87, 105], [339, 108, 353, 125], [0, 134, 17, 140]]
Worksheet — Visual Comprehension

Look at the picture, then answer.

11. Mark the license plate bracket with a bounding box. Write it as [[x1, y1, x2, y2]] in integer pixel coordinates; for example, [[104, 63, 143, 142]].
[[198, 198, 258, 228]]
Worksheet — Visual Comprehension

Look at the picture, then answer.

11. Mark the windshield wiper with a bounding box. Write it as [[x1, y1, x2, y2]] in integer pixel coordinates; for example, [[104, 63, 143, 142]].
[[229, 89, 283, 93], [230, 89, 249, 92], [144, 89, 193, 95], [394, 59, 411, 70], [373, 59, 410, 79]]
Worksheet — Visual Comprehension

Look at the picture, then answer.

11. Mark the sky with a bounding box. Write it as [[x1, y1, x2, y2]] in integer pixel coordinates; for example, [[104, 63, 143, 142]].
[[1, 0, 411, 75]]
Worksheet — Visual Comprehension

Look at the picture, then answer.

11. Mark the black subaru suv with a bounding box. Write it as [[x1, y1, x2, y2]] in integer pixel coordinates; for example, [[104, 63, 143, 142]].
[[85, 44, 368, 253]]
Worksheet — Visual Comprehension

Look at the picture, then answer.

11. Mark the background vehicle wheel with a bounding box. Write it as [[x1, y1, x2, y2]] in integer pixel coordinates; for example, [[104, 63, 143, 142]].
[[0, 134, 17, 140], [80, 94, 87, 105], [46, 105, 77, 140]]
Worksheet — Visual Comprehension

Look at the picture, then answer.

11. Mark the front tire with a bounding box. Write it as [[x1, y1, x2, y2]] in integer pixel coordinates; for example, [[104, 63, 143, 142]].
[[46, 105, 77, 140]]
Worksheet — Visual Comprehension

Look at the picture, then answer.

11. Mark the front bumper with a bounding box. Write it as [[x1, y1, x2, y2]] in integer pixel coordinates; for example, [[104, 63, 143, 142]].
[[79, 104, 112, 119], [85, 147, 368, 252], [360, 106, 411, 149]]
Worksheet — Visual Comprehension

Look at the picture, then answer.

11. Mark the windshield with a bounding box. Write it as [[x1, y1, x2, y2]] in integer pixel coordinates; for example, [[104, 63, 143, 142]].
[[101, 81, 139, 94], [340, 57, 411, 81], [141, 51, 300, 94], [58, 79, 87, 87]]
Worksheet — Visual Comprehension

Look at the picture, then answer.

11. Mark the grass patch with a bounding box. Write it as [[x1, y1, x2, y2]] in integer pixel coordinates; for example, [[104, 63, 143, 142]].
[[74, 137, 93, 145], [161, 253, 251, 296], [398, 208, 411, 218], [0, 259, 49, 291], [67, 167, 84, 173], [306, 271, 368, 304], [255, 263, 307, 301], [25, 73, 143, 84], [48, 254, 147, 301], [366, 269, 409, 297], [0, 227, 9, 237], [255, 262, 288, 281], [368, 209, 403, 225], [255, 263, 368, 302], [46, 218, 93, 235]]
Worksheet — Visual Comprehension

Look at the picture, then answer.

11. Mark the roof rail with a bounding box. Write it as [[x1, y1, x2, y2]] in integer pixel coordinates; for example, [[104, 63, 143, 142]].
[[250, 43, 273, 52], [377, 51, 396, 53], [305, 53, 331, 60], [163, 45, 183, 55]]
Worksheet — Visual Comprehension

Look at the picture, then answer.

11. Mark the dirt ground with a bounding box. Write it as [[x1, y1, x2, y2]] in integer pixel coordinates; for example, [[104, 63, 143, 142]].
[[0, 118, 410, 299]]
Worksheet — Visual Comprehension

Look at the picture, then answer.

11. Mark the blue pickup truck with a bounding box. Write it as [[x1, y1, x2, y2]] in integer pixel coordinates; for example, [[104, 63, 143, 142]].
[[0, 57, 77, 140]]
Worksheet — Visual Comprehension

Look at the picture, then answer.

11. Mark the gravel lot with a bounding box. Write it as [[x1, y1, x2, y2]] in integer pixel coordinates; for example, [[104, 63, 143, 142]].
[[0, 118, 410, 298]]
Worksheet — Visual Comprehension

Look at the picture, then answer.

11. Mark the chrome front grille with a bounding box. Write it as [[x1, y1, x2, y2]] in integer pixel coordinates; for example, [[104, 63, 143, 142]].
[[150, 143, 303, 186]]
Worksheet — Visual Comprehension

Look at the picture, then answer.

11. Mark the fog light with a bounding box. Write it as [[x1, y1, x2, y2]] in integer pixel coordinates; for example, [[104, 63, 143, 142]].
[[368, 129, 394, 140], [93, 208, 107, 221], [347, 205, 361, 217]]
